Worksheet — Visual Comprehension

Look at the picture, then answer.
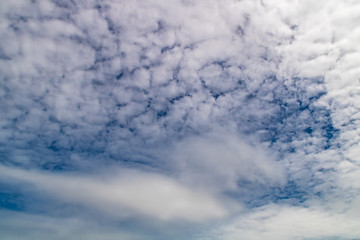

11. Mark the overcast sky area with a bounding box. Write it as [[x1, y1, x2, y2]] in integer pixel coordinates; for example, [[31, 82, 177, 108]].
[[1, 0, 360, 239]]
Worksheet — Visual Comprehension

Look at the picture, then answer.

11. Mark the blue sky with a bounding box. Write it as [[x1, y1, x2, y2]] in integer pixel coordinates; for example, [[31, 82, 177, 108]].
[[1, 0, 360, 239]]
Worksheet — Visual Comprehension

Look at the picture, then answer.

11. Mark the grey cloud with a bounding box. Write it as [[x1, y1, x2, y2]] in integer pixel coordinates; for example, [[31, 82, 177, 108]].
[[0, 209, 147, 240]]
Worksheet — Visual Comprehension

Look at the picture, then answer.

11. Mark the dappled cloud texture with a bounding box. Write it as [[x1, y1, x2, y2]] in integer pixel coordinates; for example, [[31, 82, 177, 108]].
[[1, 0, 360, 239]]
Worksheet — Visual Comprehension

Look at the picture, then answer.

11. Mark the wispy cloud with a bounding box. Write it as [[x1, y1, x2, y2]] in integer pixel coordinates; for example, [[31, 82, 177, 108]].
[[0, 164, 227, 222], [204, 203, 360, 240]]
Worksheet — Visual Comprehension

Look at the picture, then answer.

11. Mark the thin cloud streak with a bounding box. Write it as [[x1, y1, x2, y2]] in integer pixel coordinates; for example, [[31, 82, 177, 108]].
[[0, 164, 227, 222]]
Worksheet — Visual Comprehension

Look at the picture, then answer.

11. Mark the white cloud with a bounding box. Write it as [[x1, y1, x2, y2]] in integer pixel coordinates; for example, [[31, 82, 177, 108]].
[[1, 0, 360, 239], [0, 164, 227, 222], [206, 204, 360, 240], [169, 129, 286, 194]]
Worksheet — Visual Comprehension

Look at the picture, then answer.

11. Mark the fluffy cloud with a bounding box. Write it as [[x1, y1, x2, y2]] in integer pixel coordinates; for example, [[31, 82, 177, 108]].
[[1, 0, 360, 239]]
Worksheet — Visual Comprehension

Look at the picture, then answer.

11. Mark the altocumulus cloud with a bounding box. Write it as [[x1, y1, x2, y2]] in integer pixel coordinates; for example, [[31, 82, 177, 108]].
[[1, 0, 360, 239]]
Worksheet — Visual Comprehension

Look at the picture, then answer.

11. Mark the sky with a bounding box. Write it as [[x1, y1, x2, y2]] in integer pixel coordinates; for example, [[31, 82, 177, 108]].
[[1, 0, 360, 239]]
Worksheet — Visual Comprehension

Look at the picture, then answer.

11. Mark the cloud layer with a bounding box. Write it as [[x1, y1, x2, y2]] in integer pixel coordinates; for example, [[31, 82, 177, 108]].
[[1, 0, 360, 239]]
